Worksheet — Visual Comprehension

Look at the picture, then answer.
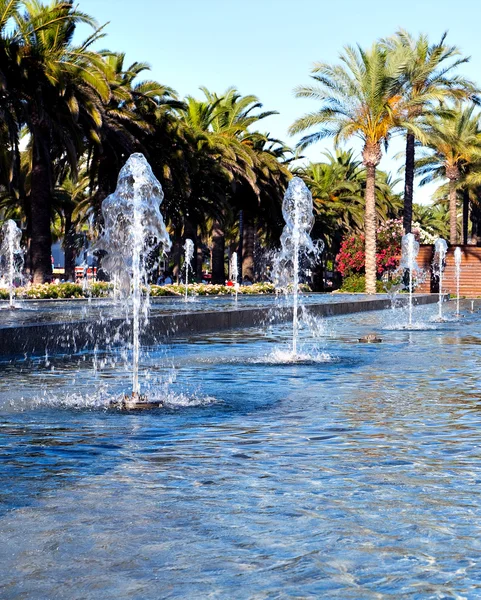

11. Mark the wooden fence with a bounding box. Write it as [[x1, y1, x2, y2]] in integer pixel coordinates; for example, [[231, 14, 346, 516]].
[[416, 245, 481, 296]]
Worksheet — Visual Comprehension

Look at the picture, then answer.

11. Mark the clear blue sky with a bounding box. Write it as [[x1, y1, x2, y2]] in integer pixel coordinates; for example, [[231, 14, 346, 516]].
[[76, 0, 481, 204]]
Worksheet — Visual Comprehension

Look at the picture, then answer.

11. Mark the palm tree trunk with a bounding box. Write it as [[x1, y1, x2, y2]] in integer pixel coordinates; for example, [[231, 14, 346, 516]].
[[196, 226, 203, 282], [403, 132, 415, 234], [364, 164, 377, 294], [363, 142, 381, 294], [462, 188, 469, 245], [24, 194, 32, 277], [211, 219, 225, 284], [237, 210, 244, 282], [172, 222, 182, 283], [449, 178, 458, 244], [64, 208, 76, 281], [242, 211, 255, 282], [30, 136, 52, 284]]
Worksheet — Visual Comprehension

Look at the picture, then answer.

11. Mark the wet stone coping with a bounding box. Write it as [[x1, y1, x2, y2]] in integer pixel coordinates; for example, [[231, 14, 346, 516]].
[[0, 294, 444, 358]]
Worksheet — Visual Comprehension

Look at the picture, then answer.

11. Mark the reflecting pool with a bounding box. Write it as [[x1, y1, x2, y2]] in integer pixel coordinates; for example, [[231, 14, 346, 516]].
[[1, 301, 481, 598]]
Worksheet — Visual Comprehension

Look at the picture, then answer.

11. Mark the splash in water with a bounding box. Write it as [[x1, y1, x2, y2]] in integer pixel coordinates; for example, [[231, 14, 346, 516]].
[[0, 220, 23, 308], [95, 153, 171, 405], [272, 177, 323, 357]]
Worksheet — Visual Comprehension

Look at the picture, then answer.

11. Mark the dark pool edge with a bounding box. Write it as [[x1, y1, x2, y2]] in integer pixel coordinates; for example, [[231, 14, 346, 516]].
[[0, 294, 445, 358]]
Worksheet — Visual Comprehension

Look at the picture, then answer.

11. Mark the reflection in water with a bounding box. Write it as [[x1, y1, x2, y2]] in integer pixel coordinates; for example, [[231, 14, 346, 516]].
[[1, 301, 481, 598]]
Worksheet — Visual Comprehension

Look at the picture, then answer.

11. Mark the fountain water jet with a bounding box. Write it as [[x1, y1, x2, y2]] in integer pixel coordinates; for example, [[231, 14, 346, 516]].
[[433, 238, 448, 321], [0, 220, 23, 308], [454, 246, 462, 316], [273, 177, 323, 357], [230, 252, 239, 302], [183, 239, 194, 302], [399, 233, 420, 328], [95, 153, 171, 407]]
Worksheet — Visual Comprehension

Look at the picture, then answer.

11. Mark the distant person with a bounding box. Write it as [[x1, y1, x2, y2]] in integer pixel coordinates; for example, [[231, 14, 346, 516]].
[[156, 272, 165, 286], [164, 273, 173, 285], [242, 277, 253, 286]]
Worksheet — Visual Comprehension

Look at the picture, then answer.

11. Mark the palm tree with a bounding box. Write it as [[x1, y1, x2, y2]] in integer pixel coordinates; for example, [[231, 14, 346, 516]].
[[415, 103, 481, 243], [88, 52, 182, 218], [0, 0, 23, 199], [382, 30, 476, 234], [7, 1, 110, 282], [296, 150, 401, 257], [203, 87, 278, 282], [176, 88, 287, 283], [242, 133, 292, 280], [174, 94, 237, 281], [296, 150, 365, 243], [413, 202, 450, 239], [55, 167, 89, 281], [290, 43, 405, 293]]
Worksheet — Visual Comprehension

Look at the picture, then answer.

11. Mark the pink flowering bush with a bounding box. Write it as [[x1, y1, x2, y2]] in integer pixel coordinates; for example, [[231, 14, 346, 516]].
[[336, 219, 403, 278]]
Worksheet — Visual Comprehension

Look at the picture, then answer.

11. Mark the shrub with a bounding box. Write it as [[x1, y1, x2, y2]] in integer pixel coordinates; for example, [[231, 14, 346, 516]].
[[339, 273, 387, 293], [336, 219, 403, 278], [1, 280, 288, 300]]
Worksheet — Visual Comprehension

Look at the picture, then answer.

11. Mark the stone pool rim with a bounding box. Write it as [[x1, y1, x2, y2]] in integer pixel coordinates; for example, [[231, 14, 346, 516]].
[[0, 293, 445, 358]]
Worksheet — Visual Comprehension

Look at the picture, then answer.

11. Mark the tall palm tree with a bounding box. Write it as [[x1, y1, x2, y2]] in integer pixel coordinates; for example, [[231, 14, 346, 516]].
[[290, 43, 405, 293], [382, 30, 476, 234], [415, 103, 481, 243], [8, 0, 110, 282]]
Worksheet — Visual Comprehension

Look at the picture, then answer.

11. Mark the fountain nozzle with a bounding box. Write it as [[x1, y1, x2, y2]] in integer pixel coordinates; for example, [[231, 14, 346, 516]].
[[118, 392, 165, 410]]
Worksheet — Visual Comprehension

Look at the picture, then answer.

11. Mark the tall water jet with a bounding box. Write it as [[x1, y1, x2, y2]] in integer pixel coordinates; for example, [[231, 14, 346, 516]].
[[454, 246, 462, 316], [95, 153, 171, 406], [230, 251, 239, 302], [399, 233, 420, 327], [183, 238, 194, 302], [0, 220, 23, 308], [433, 238, 448, 321], [273, 177, 323, 356]]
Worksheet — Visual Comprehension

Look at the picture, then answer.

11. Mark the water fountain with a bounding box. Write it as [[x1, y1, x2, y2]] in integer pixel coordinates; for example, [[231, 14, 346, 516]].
[[433, 237, 448, 321], [399, 233, 421, 328], [230, 251, 239, 302], [0, 219, 23, 308], [95, 153, 171, 408], [183, 238, 194, 302], [273, 177, 323, 357], [454, 246, 462, 317]]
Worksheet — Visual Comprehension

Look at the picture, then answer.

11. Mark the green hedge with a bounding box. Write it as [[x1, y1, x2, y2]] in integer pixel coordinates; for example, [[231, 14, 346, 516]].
[[0, 280, 309, 300], [339, 274, 387, 293]]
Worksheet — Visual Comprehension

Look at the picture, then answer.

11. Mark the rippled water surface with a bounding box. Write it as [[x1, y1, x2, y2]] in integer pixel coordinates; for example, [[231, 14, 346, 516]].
[[1, 301, 481, 598]]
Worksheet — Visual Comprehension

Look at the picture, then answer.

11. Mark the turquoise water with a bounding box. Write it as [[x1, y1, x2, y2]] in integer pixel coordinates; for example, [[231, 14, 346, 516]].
[[1, 302, 481, 598]]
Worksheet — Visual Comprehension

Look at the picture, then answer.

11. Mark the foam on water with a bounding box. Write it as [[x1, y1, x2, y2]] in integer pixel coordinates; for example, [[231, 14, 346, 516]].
[[258, 348, 335, 364], [24, 388, 218, 411]]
